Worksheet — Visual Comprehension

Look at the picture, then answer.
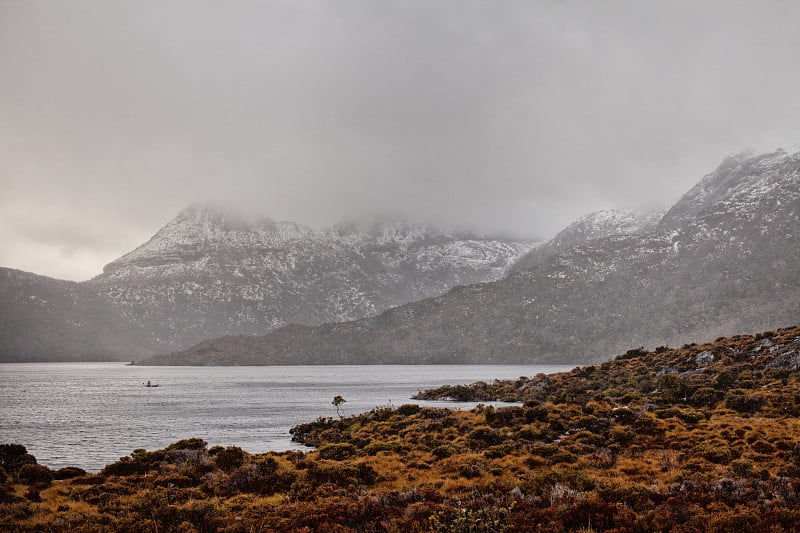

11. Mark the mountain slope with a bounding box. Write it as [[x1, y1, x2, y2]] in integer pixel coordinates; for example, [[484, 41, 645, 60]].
[[0, 268, 145, 361], [140, 148, 800, 365], [509, 208, 664, 273], [80, 206, 533, 353], [658, 150, 782, 229], [1, 208, 533, 361]]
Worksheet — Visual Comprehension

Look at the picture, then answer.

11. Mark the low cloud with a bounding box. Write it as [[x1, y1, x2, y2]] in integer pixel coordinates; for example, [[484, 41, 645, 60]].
[[1, 0, 799, 279]]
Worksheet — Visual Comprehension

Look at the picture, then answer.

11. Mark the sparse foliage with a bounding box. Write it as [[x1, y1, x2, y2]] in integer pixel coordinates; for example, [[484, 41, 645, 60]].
[[332, 395, 346, 419]]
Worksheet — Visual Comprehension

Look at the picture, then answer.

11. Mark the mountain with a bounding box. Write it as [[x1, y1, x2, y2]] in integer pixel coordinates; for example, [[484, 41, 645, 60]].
[[657, 151, 775, 229], [0, 207, 534, 361], [0, 268, 144, 361], [509, 208, 664, 273], [84, 206, 533, 353], [139, 148, 800, 365]]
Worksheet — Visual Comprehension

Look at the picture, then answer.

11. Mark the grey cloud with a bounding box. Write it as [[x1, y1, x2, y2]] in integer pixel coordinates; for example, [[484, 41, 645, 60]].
[[1, 0, 799, 280]]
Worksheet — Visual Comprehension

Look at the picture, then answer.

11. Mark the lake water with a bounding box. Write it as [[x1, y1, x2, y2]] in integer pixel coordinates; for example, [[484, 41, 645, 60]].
[[0, 363, 571, 471]]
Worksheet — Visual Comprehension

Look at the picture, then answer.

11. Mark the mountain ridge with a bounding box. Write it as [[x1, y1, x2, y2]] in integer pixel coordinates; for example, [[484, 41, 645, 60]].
[[86, 207, 535, 353], [0, 267, 144, 361], [138, 148, 800, 366], [1, 209, 534, 361], [509, 207, 665, 273]]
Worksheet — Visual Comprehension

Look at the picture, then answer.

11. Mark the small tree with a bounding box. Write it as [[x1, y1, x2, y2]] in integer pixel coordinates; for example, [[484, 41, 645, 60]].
[[332, 395, 346, 419]]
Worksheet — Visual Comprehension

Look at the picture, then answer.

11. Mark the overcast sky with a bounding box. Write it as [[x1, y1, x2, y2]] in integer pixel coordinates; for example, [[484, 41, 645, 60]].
[[1, 0, 799, 281]]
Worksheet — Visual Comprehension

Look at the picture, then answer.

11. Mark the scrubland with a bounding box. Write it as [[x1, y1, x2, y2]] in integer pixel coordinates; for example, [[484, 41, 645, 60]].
[[3, 325, 800, 532]]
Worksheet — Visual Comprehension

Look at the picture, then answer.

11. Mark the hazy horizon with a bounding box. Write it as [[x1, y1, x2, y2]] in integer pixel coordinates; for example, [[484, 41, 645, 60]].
[[2, 1, 800, 281]]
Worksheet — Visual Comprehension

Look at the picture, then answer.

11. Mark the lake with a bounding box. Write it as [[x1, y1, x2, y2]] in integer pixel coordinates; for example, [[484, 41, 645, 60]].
[[0, 363, 572, 471]]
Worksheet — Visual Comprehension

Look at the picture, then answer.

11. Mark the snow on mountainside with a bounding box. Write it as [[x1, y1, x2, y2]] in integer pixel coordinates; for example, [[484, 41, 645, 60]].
[[658, 149, 791, 229], [86, 205, 534, 353], [509, 208, 664, 273], [140, 147, 800, 366]]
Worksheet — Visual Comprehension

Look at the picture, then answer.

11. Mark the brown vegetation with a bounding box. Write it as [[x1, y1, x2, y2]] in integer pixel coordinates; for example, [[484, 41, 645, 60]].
[[4, 325, 800, 531]]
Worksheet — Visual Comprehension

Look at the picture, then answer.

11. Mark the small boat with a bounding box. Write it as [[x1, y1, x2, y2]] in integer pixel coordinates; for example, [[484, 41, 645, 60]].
[[144, 381, 159, 388]]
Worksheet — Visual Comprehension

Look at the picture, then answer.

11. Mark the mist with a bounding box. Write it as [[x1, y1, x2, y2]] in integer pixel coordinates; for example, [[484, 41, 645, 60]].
[[2, 0, 799, 280]]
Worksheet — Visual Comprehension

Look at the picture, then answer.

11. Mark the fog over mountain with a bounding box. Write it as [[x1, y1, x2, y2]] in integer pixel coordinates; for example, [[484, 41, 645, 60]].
[[0, 209, 532, 361], [140, 148, 800, 366], [2, 1, 800, 280]]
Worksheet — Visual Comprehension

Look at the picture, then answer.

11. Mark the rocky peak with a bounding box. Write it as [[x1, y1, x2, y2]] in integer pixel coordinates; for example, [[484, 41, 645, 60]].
[[139, 146, 800, 366], [85, 206, 534, 354], [510, 207, 663, 273], [659, 149, 795, 229], [326, 217, 443, 244], [549, 208, 663, 249], [97, 205, 314, 280], [172, 203, 274, 232]]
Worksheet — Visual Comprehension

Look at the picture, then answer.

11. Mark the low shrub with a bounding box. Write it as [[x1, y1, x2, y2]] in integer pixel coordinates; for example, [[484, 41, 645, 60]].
[[18, 463, 52, 485], [431, 446, 453, 459], [213, 446, 246, 472], [521, 467, 596, 497], [0, 444, 36, 475], [221, 457, 295, 495], [690, 387, 722, 407], [458, 463, 483, 479], [725, 391, 766, 413], [304, 460, 377, 488], [363, 441, 407, 456], [53, 466, 87, 480], [318, 443, 358, 460], [730, 458, 754, 477], [166, 438, 207, 451], [397, 404, 421, 416]]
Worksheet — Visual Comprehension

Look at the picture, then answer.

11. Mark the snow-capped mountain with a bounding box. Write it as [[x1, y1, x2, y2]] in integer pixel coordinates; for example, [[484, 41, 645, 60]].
[[658, 150, 789, 229], [79, 206, 534, 354], [141, 148, 800, 365], [1, 207, 534, 361], [510, 208, 664, 273]]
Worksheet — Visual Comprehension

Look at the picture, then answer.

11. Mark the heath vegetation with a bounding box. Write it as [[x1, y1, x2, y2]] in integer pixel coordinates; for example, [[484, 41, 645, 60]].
[[3, 325, 800, 531]]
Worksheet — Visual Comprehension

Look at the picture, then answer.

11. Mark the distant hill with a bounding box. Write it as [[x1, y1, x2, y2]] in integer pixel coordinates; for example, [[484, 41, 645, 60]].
[[0, 268, 144, 361], [0, 209, 533, 361], [139, 148, 800, 365]]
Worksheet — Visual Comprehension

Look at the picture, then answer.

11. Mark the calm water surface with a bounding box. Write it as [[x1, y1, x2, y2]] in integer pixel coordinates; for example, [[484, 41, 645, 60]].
[[0, 363, 571, 471]]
